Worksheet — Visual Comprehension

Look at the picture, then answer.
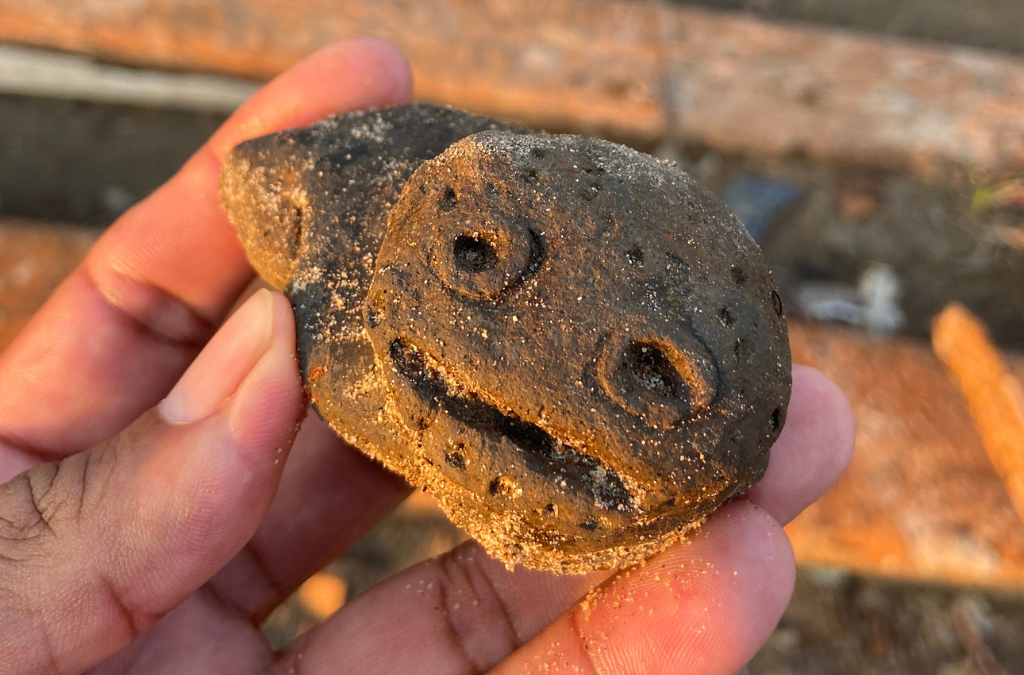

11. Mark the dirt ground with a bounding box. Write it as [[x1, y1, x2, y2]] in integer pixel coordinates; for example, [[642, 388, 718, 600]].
[[3, 5, 1024, 664]]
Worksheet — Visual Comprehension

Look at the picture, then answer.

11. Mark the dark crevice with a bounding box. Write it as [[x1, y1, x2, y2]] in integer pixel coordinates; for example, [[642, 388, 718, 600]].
[[453, 234, 498, 272], [390, 338, 631, 510]]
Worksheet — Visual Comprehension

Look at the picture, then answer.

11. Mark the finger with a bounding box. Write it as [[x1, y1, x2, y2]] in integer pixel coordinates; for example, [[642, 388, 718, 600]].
[[205, 416, 412, 622], [275, 502, 791, 675], [0, 38, 413, 462], [273, 367, 848, 675], [276, 539, 606, 675], [744, 365, 854, 524], [492, 502, 793, 675], [0, 291, 304, 675]]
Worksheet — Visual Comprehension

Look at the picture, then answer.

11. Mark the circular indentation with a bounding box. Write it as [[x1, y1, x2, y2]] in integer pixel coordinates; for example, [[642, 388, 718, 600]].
[[584, 183, 601, 201], [719, 306, 734, 327], [626, 342, 682, 397], [430, 218, 540, 301], [625, 246, 644, 267], [769, 407, 782, 433], [579, 519, 599, 531], [731, 266, 747, 286], [771, 290, 784, 317], [439, 185, 457, 211], [599, 331, 719, 430], [532, 147, 546, 159], [522, 169, 539, 185], [453, 234, 498, 273]]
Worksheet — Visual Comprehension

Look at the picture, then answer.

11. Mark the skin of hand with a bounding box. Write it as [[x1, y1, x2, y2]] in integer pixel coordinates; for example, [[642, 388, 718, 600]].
[[0, 38, 855, 675]]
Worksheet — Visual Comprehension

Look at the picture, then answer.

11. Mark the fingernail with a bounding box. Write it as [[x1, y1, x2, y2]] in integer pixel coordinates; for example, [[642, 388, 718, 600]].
[[159, 289, 275, 424]]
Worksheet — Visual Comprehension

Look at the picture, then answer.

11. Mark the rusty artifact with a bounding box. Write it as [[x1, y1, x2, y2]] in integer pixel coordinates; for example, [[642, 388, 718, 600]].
[[220, 104, 791, 573]]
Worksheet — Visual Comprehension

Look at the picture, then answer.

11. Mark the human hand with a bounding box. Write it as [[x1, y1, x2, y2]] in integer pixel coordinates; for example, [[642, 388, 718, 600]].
[[0, 38, 854, 675]]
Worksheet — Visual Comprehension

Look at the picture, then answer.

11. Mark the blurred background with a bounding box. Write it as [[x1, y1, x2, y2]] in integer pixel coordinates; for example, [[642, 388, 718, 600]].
[[2, 1, 1024, 672]]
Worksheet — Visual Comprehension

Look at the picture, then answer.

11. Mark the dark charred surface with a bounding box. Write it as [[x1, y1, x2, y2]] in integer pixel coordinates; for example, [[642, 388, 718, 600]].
[[220, 104, 791, 573], [220, 104, 524, 475]]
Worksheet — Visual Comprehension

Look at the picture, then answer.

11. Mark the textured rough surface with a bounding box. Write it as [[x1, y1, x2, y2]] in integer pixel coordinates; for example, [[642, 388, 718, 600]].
[[220, 104, 524, 471], [221, 104, 791, 573]]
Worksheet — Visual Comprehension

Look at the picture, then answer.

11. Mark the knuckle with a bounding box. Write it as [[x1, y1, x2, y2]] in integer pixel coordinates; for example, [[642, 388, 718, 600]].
[[0, 454, 91, 555], [0, 448, 157, 663], [430, 544, 523, 673]]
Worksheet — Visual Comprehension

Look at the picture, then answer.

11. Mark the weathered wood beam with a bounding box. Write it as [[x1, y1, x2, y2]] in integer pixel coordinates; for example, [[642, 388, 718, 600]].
[[1, 0, 1023, 179], [0, 219, 96, 350], [0, 44, 259, 112], [788, 323, 1024, 588]]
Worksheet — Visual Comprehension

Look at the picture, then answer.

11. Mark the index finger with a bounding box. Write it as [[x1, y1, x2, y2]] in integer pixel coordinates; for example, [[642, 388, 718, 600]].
[[0, 38, 412, 460]]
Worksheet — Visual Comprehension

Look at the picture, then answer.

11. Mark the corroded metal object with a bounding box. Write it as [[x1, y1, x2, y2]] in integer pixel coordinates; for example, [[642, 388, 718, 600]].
[[220, 104, 791, 573]]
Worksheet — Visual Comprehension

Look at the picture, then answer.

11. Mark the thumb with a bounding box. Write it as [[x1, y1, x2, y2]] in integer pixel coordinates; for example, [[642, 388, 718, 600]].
[[0, 289, 304, 675]]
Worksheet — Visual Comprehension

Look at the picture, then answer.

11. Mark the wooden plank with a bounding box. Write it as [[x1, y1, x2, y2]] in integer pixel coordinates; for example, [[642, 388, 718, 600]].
[[0, 44, 259, 113], [788, 323, 1024, 589], [0, 1, 1023, 179], [5, 220, 1024, 587], [933, 304, 1024, 530], [0, 219, 96, 351]]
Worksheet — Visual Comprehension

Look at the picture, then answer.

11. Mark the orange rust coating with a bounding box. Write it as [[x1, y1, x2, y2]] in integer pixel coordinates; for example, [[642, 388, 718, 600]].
[[932, 303, 1024, 530], [1, 0, 1024, 179], [5, 221, 1024, 587]]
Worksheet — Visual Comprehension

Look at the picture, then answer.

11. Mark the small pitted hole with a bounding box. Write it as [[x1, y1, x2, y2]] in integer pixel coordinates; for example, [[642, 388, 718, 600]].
[[445, 450, 467, 470], [523, 169, 539, 185], [626, 342, 683, 398], [366, 290, 386, 328], [532, 147, 546, 159], [769, 408, 782, 433], [772, 290, 784, 317], [439, 186, 457, 211], [282, 204, 303, 256], [544, 503, 558, 516], [485, 182, 499, 199], [584, 183, 601, 201], [579, 520, 599, 531], [731, 266, 747, 286], [719, 306, 734, 327], [288, 204, 303, 230], [734, 338, 748, 360], [453, 235, 498, 273], [490, 475, 520, 497], [625, 246, 645, 267]]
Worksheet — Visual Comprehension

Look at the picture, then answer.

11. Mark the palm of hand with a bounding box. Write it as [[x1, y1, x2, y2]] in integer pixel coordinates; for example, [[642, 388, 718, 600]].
[[0, 39, 854, 675]]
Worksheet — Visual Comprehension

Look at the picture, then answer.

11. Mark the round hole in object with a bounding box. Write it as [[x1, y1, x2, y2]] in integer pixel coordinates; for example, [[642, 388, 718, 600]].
[[453, 234, 498, 273]]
